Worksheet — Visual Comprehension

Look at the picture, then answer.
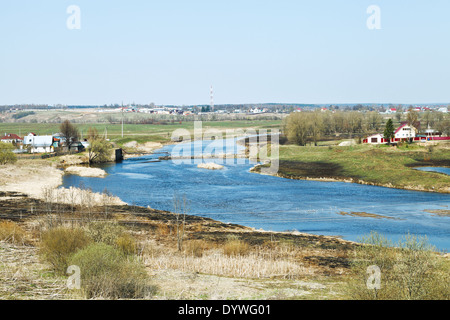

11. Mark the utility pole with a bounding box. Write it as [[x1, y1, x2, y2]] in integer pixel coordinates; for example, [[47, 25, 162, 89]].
[[121, 101, 124, 138], [210, 85, 214, 112]]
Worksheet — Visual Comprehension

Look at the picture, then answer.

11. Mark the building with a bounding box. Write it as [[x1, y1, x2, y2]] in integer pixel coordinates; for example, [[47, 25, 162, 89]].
[[363, 133, 385, 144], [385, 108, 397, 114], [363, 123, 418, 144], [0, 133, 23, 144], [394, 123, 417, 140], [23, 134, 59, 153]]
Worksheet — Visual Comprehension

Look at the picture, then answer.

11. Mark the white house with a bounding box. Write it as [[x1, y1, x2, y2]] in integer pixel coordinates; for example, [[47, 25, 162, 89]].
[[364, 133, 385, 144], [394, 123, 417, 140], [23, 134, 55, 153]]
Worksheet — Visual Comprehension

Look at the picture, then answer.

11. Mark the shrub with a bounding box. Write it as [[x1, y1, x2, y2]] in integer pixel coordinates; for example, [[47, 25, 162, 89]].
[[39, 227, 91, 275], [115, 234, 138, 256], [184, 239, 211, 257], [0, 143, 17, 165], [86, 221, 139, 255], [223, 237, 250, 257], [347, 232, 450, 300], [0, 221, 27, 245], [85, 221, 124, 246], [69, 243, 154, 299]]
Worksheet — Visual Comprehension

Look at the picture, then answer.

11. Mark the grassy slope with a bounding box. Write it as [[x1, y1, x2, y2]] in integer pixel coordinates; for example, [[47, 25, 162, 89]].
[[269, 143, 450, 193]]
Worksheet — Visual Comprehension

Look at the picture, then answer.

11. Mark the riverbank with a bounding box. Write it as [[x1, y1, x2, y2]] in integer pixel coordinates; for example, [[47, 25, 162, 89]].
[[0, 159, 125, 205], [250, 142, 450, 194], [64, 166, 108, 178], [0, 189, 355, 300]]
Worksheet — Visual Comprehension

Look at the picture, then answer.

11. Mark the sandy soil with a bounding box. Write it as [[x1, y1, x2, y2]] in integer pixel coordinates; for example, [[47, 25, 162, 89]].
[[0, 160, 124, 206], [0, 161, 64, 199], [59, 154, 90, 165], [197, 163, 224, 170], [123, 141, 163, 159], [150, 269, 331, 300], [65, 166, 107, 178]]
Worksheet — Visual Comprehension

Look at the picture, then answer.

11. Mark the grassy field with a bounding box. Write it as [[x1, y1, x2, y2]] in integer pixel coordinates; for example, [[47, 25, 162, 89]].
[[255, 142, 450, 193]]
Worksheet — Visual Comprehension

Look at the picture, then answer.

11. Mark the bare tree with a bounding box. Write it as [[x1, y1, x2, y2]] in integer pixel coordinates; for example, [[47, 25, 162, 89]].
[[60, 120, 79, 149], [406, 108, 420, 129], [173, 193, 189, 252]]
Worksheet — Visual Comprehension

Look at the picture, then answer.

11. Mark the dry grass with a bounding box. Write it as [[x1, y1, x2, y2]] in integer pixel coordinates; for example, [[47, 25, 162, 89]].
[[183, 239, 213, 257], [0, 241, 69, 299], [143, 238, 313, 280], [222, 238, 250, 257], [0, 221, 28, 245]]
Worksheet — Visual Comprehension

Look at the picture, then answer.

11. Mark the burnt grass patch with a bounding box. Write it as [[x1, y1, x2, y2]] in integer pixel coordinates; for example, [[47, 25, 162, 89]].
[[405, 158, 450, 168], [254, 160, 361, 180]]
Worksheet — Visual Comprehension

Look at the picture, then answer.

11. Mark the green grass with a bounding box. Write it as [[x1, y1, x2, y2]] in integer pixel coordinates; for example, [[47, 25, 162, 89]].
[[268, 143, 450, 192]]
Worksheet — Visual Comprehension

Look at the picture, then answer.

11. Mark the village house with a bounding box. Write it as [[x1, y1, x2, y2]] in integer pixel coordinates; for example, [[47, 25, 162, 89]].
[[385, 108, 397, 114], [394, 123, 417, 140], [0, 133, 23, 144], [363, 122, 449, 144], [23, 133, 59, 153], [364, 133, 384, 144]]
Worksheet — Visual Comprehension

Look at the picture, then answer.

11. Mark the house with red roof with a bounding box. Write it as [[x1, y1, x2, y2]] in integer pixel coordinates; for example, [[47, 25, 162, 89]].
[[0, 133, 23, 144], [386, 108, 397, 114], [394, 123, 417, 140], [363, 123, 418, 144]]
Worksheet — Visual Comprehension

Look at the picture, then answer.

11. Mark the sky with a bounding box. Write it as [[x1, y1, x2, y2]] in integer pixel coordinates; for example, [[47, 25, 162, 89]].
[[0, 0, 449, 106]]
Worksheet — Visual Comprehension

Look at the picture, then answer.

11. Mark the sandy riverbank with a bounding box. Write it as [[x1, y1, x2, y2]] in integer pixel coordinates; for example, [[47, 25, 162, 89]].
[[122, 141, 164, 159], [0, 160, 125, 205], [64, 166, 108, 178]]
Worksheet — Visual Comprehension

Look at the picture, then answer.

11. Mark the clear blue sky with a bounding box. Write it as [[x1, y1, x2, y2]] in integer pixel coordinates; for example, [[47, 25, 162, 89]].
[[1, 0, 449, 106]]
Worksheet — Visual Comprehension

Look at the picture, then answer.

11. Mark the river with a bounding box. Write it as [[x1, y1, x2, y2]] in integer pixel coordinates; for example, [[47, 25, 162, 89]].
[[62, 137, 450, 251]]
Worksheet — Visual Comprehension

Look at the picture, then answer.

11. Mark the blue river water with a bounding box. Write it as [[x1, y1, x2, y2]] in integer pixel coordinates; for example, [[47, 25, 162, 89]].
[[62, 138, 450, 251], [415, 167, 450, 176]]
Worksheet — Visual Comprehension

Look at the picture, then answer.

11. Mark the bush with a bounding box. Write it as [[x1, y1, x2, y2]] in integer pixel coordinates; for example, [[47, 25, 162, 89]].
[[223, 237, 250, 257], [0, 221, 27, 245], [184, 239, 211, 257], [0, 143, 17, 165], [85, 221, 139, 255], [347, 232, 450, 300], [85, 221, 124, 246], [69, 243, 154, 299], [39, 227, 91, 275], [115, 234, 138, 256]]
